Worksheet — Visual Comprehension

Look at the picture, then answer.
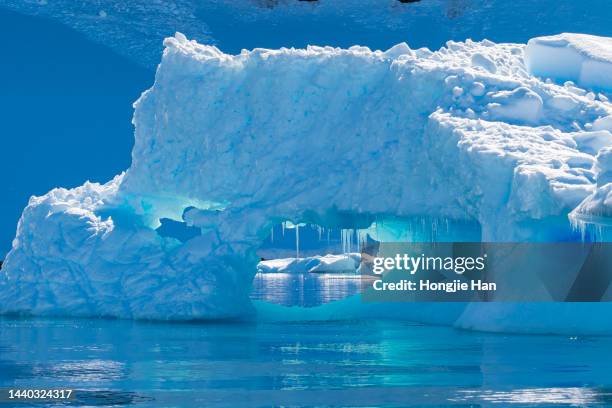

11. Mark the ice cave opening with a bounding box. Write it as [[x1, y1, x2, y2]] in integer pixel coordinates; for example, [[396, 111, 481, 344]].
[[251, 216, 482, 308]]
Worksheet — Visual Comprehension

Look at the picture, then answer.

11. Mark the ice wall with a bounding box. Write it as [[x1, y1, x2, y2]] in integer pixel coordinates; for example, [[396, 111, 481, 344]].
[[0, 176, 253, 319], [2, 33, 612, 330]]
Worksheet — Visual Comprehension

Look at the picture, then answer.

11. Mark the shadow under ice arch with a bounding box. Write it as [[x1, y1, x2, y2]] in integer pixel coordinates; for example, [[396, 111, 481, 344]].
[[1, 33, 612, 333]]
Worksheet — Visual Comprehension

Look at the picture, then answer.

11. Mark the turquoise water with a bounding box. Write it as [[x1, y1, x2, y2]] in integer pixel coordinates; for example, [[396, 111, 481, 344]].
[[2, 316, 612, 407], [251, 273, 362, 307]]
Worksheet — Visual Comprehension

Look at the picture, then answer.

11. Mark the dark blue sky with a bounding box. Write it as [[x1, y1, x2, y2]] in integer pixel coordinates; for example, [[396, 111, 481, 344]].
[[0, 7, 152, 256]]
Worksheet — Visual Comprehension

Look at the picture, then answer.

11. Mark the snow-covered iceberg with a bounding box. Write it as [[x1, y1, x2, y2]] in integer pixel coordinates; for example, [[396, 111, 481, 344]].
[[2, 33, 612, 331]]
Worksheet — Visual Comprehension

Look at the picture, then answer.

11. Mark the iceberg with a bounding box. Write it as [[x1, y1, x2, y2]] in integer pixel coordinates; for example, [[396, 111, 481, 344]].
[[2, 33, 612, 332], [257, 254, 361, 274]]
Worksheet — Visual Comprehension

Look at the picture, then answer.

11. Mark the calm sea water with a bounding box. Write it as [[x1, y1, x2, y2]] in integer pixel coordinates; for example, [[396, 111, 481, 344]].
[[251, 273, 362, 307], [2, 314, 612, 407]]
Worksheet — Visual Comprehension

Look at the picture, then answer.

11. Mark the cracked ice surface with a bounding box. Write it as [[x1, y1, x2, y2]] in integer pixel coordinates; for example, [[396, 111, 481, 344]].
[[1, 33, 612, 330]]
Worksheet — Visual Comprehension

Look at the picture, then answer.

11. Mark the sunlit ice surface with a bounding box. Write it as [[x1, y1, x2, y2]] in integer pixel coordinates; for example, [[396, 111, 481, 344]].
[[3, 317, 612, 407]]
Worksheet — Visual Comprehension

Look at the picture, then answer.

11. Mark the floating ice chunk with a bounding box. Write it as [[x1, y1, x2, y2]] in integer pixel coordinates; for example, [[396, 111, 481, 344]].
[[257, 254, 361, 274], [525, 33, 612, 90]]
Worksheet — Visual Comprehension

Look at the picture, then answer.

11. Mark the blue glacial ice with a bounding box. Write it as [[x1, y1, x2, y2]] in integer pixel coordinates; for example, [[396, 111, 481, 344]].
[[1, 32, 612, 333]]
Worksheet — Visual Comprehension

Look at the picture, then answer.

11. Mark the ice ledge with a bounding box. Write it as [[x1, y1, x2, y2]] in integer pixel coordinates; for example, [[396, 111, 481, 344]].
[[525, 33, 612, 90]]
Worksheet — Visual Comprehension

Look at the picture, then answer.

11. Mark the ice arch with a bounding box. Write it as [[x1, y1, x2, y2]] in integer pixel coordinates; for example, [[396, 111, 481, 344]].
[[1, 33, 612, 330]]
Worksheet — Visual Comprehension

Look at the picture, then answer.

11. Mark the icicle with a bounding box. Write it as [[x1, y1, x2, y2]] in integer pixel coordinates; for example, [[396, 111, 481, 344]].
[[346, 229, 350, 254], [270, 227, 274, 243], [348, 229, 352, 253], [357, 228, 366, 252], [341, 228, 354, 254], [347, 229, 350, 253], [295, 223, 300, 259], [345, 229, 348, 253]]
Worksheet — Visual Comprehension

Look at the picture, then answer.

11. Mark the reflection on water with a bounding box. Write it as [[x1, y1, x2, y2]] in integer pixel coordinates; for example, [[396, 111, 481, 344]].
[[250, 272, 362, 307], [2, 317, 612, 407], [456, 387, 612, 405]]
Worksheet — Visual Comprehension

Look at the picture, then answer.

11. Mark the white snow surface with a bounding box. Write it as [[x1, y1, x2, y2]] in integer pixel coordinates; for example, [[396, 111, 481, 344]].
[[2, 33, 612, 331], [525, 33, 612, 90]]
